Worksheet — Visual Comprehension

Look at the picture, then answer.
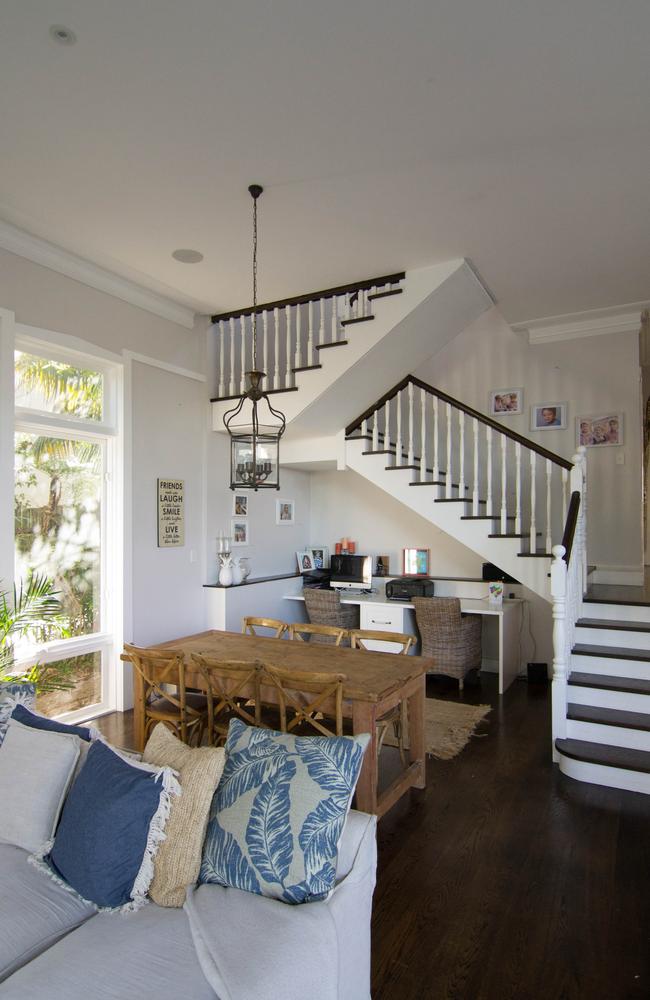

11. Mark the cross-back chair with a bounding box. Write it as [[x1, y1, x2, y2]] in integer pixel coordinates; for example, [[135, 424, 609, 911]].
[[288, 622, 348, 646], [124, 643, 208, 748], [260, 664, 346, 737], [191, 654, 263, 745], [241, 616, 288, 638], [349, 629, 414, 764]]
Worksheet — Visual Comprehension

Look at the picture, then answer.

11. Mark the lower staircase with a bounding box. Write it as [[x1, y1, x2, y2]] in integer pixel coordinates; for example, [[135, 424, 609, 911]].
[[556, 597, 650, 793]]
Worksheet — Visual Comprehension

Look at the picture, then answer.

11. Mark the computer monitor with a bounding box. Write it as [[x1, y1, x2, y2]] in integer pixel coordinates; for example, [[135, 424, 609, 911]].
[[329, 554, 372, 590]]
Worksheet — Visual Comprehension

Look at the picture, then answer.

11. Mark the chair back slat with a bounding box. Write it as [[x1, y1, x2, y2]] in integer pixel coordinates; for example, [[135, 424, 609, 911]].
[[124, 643, 207, 746], [349, 629, 414, 654], [191, 654, 263, 740], [260, 664, 346, 737], [242, 616, 288, 638], [288, 622, 348, 645]]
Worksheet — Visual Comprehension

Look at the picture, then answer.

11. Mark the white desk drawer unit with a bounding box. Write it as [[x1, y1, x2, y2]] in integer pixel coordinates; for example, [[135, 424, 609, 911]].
[[359, 603, 415, 652]]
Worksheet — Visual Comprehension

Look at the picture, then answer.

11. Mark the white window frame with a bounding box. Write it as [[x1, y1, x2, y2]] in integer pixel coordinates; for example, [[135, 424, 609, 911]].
[[13, 326, 124, 724]]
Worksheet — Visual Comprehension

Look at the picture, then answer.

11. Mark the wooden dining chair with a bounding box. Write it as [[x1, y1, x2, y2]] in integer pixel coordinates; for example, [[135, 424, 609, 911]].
[[260, 664, 346, 737], [124, 643, 208, 748], [191, 654, 264, 745], [241, 616, 288, 638], [349, 630, 414, 764], [288, 622, 348, 646]]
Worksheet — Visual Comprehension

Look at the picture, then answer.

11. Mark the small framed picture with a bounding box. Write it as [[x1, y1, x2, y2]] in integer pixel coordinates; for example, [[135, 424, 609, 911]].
[[489, 388, 523, 416], [309, 545, 329, 570], [577, 414, 623, 447], [296, 549, 315, 573], [232, 493, 249, 517], [231, 518, 249, 546], [276, 499, 295, 525], [403, 547, 430, 576], [530, 402, 568, 431], [488, 580, 504, 605], [376, 554, 390, 577]]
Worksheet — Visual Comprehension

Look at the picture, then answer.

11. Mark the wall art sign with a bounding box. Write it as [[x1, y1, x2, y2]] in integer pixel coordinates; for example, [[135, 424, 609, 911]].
[[157, 478, 185, 547]]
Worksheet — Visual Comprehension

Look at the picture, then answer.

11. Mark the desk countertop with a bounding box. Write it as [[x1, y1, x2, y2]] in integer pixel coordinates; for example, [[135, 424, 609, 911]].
[[285, 590, 522, 615]]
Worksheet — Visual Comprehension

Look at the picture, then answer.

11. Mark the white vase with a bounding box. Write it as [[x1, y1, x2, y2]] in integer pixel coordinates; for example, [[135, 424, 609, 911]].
[[219, 559, 233, 587], [231, 559, 243, 586]]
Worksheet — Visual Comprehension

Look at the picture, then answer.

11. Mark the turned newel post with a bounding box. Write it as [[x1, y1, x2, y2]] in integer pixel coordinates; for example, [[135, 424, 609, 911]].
[[551, 543, 568, 757]]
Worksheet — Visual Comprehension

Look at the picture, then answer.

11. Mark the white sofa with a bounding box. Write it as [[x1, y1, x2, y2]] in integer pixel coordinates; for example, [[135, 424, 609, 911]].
[[0, 810, 377, 1000]]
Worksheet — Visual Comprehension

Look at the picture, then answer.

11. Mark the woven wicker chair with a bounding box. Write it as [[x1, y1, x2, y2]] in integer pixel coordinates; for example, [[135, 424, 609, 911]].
[[412, 597, 482, 692], [303, 589, 359, 644]]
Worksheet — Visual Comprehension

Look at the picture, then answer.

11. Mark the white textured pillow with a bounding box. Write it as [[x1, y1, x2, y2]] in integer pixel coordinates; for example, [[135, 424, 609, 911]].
[[0, 720, 81, 853]]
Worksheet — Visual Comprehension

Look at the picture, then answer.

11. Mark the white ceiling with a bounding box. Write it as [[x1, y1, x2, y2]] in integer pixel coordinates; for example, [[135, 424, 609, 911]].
[[1, 0, 649, 321]]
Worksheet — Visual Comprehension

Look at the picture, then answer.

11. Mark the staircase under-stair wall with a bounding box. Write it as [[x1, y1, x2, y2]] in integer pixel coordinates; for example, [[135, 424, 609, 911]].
[[209, 262, 650, 796]]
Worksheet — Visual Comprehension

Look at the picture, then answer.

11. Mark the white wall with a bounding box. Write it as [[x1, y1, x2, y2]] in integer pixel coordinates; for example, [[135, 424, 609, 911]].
[[418, 306, 643, 575]]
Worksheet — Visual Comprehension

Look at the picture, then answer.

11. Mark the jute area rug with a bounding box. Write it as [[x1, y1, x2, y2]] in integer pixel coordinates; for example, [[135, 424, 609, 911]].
[[384, 698, 491, 760]]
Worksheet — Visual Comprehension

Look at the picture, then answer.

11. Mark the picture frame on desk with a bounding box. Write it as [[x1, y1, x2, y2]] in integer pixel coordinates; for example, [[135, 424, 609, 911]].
[[403, 547, 429, 576], [296, 549, 315, 573]]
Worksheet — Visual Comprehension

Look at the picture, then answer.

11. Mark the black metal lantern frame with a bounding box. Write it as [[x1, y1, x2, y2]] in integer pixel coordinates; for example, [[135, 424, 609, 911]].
[[224, 184, 286, 490]]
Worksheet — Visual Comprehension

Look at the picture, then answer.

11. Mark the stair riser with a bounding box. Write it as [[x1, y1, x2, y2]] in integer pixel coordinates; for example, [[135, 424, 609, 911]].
[[570, 654, 650, 680], [581, 603, 650, 624], [574, 626, 650, 649], [558, 755, 650, 795], [566, 719, 650, 752], [567, 686, 650, 713]]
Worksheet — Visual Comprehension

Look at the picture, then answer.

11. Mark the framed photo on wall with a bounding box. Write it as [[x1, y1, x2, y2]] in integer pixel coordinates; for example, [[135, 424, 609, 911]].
[[232, 493, 249, 516], [577, 414, 623, 447], [403, 547, 429, 576], [309, 545, 329, 569], [276, 499, 295, 525], [530, 402, 567, 431], [489, 388, 523, 416], [231, 518, 249, 546]]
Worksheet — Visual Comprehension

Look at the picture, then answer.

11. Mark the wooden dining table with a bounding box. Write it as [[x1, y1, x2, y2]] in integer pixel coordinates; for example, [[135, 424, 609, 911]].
[[124, 629, 432, 818]]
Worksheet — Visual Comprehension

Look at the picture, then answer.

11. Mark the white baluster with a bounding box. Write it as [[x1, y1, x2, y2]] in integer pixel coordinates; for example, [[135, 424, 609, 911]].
[[545, 459, 553, 553], [499, 435, 507, 533], [420, 388, 427, 482], [308, 300, 315, 366], [529, 451, 537, 552], [551, 544, 568, 754], [218, 320, 225, 397], [486, 427, 493, 516], [372, 412, 379, 450], [229, 317, 236, 395], [240, 316, 247, 393], [262, 311, 268, 379], [472, 417, 479, 515], [273, 307, 281, 391], [445, 402, 452, 497], [384, 398, 391, 455], [396, 390, 403, 465], [331, 295, 338, 343], [432, 396, 439, 483], [285, 304, 292, 388], [407, 382, 415, 465], [515, 442, 522, 534], [459, 411, 466, 498], [295, 304, 303, 371], [361, 417, 368, 439], [318, 297, 325, 349]]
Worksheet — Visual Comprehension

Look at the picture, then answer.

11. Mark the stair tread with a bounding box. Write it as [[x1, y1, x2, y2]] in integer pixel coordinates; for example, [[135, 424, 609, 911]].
[[517, 552, 553, 558], [577, 617, 650, 632], [292, 363, 322, 373], [568, 672, 650, 694], [460, 515, 516, 521], [572, 643, 650, 662], [584, 596, 650, 608], [315, 340, 349, 350], [341, 315, 375, 326], [488, 532, 541, 538], [368, 288, 403, 301], [409, 481, 467, 490], [567, 703, 650, 732], [555, 738, 650, 773], [435, 497, 486, 504]]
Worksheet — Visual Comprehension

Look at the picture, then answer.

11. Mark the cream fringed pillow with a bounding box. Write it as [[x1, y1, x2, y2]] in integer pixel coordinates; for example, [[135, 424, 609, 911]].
[[143, 723, 225, 907]]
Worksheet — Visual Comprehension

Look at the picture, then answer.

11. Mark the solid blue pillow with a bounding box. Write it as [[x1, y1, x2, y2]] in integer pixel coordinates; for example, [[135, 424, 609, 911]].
[[200, 719, 369, 904], [45, 740, 176, 910], [11, 703, 92, 742]]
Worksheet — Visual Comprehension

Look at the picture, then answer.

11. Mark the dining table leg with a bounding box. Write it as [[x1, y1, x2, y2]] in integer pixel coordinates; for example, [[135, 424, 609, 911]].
[[352, 701, 379, 814], [132, 665, 146, 752], [407, 675, 426, 789]]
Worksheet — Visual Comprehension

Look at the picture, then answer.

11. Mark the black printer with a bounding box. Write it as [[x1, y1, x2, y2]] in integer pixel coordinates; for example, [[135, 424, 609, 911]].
[[385, 576, 435, 601]]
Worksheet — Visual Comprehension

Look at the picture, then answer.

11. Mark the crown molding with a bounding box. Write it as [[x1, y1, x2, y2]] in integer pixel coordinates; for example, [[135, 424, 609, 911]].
[[0, 219, 197, 330], [512, 301, 649, 345]]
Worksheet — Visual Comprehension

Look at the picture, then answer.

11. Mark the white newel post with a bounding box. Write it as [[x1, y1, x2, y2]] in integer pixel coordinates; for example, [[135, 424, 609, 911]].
[[551, 544, 568, 759]]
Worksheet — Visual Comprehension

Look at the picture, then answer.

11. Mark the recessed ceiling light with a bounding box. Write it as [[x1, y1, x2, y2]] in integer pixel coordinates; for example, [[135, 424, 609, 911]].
[[172, 249, 204, 264], [49, 25, 77, 45]]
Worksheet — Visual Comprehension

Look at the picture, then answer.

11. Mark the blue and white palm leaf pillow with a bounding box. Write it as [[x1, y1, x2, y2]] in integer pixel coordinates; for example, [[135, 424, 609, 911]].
[[200, 720, 369, 904]]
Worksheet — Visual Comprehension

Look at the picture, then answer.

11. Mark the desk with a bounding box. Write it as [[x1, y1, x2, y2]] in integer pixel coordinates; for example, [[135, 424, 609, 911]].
[[285, 591, 523, 694], [124, 629, 431, 818]]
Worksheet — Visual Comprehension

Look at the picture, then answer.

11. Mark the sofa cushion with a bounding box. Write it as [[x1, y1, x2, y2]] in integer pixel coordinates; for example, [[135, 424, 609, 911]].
[[0, 900, 216, 999], [0, 683, 35, 748], [10, 703, 94, 742], [0, 843, 96, 983], [42, 740, 179, 912], [142, 723, 226, 907], [199, 719, 369, 904], [0, 721, 81, 854]]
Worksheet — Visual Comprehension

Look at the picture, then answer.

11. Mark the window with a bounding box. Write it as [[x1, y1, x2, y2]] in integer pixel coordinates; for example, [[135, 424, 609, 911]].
[[12, 338, 121, 723]]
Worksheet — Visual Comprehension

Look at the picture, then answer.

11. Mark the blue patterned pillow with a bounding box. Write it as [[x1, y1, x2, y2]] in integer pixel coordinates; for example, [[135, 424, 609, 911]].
[[0, 682, 35, 747], [199, 719, 369, 904]]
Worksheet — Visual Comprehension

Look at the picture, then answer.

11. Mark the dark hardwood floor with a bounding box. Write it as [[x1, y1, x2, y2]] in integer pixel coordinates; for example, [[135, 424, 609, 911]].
[[94, 675, 650, 1000]]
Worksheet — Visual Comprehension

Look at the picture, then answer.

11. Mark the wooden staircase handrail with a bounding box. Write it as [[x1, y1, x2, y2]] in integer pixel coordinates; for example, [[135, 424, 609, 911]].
[[210, 271, 406, 324], [561, 491, 581, 564], [346, 373, 574, 471]]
